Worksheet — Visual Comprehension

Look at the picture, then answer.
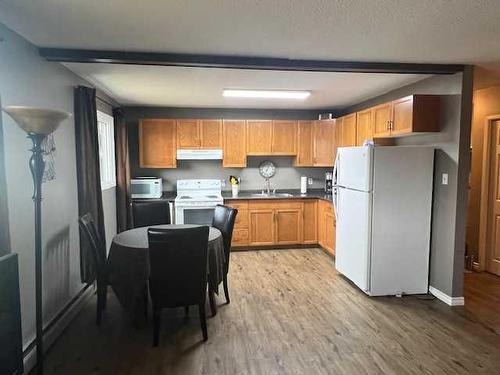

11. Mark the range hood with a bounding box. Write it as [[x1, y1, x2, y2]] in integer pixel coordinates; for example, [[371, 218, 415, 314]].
[[176, 149, 223, 160]]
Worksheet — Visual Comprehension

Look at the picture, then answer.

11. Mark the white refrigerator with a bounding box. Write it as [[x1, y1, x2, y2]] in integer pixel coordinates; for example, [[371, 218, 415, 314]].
[[333, 146, 434, 296]]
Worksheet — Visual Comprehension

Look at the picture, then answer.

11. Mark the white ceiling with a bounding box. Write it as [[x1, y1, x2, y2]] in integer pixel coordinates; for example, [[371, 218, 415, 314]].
[[1, 0, 500, 106], [64, 63, 427, 109], [1, 0, 499, 64]]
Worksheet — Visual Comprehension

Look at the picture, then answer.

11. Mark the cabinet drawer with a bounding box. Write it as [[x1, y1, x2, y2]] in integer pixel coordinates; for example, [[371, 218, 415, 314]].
[[232, 228, 249, 246], [248, 199, 302, 210], [225, 200, 248, 210]]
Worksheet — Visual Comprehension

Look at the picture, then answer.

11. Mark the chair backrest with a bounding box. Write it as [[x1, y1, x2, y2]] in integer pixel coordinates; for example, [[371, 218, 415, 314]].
[[78, 213, 106, 276], [211, 205, 238, 269], [132, 200, 170, 228], [147, 226, 209, 308]]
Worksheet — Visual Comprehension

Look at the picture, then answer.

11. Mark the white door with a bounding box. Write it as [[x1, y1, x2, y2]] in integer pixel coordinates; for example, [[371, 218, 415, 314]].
[[336, 146, 373, 192], [335, 187, 372, 292]]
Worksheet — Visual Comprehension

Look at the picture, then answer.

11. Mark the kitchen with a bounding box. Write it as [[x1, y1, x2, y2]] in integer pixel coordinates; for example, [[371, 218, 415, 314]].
[[126, 83, 443, 296], [3, 1, 495, 372]]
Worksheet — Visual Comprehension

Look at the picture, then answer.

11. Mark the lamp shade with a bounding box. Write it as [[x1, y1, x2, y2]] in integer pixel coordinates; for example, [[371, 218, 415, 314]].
[[2, 106, 71, 135]]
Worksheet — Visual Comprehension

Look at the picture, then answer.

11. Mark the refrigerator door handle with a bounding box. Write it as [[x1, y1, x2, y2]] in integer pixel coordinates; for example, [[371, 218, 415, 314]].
[[332, 152, 340, 220], [333, 187, 339, 221], [332, 152, 339, 187]]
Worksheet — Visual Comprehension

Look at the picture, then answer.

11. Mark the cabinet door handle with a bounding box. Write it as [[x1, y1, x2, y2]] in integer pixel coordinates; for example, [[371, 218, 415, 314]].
[[387, 121, 390, 131]]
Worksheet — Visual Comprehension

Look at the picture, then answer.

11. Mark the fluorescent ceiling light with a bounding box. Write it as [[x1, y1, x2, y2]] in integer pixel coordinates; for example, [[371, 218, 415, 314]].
[[223, 89, 310, 99]]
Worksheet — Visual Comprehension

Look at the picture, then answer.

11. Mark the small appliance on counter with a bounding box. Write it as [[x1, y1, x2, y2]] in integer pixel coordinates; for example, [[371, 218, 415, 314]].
[[131, 177, 163, 199], [325, 171, 333, 194]]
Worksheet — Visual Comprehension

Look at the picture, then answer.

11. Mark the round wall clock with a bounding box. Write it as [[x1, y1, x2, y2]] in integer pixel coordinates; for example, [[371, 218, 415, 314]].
[[259, 160, 276, 178]]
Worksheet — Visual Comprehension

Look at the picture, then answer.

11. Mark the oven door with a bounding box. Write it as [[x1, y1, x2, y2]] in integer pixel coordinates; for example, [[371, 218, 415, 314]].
[[175, 205, 216, 225]]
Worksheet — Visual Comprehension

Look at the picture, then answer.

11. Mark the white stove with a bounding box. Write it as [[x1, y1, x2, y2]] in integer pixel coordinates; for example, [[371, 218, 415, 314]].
[[174, 179, 223, 224]]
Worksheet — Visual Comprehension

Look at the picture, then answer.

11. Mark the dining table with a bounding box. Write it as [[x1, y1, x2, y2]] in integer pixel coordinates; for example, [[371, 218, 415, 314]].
[[106, 224, 225, 322]]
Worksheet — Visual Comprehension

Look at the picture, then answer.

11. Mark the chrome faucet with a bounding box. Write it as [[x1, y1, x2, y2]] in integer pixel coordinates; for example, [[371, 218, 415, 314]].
[[262, 178, 276, 195]]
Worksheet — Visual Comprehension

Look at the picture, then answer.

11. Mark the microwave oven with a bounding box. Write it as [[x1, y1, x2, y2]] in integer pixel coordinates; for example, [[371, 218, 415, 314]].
[[131, 177, 163, 199]]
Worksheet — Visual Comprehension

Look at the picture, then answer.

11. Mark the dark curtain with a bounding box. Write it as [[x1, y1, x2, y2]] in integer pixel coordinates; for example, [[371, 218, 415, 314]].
[[113, 108, 132, 232], [74, 86, 106, 283]]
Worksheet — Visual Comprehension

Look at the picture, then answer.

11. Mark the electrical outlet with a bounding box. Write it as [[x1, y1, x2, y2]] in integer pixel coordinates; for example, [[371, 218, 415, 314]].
[[221, 179, 226, 187], [442, 173, 448, 185], [308, 177, 313, 185]]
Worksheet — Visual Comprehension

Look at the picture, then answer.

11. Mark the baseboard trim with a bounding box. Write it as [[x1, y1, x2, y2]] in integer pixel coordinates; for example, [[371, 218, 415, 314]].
[[429, 286, 465, 306], [23, 284, 95, 373]]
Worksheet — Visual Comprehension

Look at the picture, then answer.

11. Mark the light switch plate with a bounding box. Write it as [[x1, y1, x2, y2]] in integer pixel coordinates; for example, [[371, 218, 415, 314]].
[[442, 173, 448, 185]]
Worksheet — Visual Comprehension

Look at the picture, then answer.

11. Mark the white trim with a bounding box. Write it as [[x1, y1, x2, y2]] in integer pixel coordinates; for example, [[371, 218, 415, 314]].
[[23, 285, 95, 373], [429, 286, 465, 306]]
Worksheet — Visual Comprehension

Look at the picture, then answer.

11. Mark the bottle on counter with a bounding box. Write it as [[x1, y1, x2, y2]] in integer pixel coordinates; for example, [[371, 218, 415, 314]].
[[300, 176, 308, 194]]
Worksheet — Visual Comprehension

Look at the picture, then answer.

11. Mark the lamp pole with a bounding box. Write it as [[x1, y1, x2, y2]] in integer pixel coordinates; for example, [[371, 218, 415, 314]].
[[28, 133, 46, 375], [2, 106, 71, 375]]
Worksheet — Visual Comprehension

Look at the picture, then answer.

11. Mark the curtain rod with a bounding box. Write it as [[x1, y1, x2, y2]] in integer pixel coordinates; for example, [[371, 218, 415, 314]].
[[96, 96, 117, 109]]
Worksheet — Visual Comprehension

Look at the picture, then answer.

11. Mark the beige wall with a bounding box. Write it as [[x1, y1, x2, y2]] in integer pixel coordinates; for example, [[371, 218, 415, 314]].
[[468, 85, 500, 260]]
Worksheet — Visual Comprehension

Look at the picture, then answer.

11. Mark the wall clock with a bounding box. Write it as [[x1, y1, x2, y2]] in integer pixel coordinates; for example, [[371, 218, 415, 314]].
[[259, 160, 276, 179]]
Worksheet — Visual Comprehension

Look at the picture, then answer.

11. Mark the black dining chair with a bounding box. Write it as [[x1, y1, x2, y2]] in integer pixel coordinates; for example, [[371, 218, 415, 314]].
[[78, 213, 108, 325], [147, 226, 210, 346], [211, 205, 238, 304], [131, 200, 170, 228]]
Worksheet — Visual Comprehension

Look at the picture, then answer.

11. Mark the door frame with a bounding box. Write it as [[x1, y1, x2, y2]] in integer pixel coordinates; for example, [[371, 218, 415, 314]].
[[477, 114, 500, 271]]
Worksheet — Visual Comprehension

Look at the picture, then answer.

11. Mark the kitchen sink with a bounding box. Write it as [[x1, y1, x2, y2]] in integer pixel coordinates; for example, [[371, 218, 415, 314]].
[[248, 192, 294, 198]]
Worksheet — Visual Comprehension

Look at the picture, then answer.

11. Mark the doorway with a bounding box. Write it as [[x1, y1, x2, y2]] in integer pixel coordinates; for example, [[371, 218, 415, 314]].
[[478, 116, 500, 275]]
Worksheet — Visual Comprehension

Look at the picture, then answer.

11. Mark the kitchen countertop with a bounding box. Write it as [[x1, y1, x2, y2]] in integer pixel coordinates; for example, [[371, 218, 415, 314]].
[[136, 189, 333, 203], [222, 189, 333, 202]]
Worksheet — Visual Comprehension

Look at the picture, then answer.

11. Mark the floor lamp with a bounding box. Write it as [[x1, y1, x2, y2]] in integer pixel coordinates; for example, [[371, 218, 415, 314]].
[[2, 106, 71, 375]]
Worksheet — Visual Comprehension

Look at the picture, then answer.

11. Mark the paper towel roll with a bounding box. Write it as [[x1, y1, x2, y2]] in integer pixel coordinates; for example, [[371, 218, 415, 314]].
[[301, 176, 308, 194]]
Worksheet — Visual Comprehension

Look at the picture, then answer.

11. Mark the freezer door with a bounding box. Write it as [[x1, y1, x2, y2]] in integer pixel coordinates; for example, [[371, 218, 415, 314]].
[[335, 187, 372, 292], [337, 146, 373, 191]]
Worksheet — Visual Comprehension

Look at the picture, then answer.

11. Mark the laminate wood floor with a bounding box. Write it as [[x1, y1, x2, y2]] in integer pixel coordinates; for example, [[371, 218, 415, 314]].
[[41, 249, 500, 375]]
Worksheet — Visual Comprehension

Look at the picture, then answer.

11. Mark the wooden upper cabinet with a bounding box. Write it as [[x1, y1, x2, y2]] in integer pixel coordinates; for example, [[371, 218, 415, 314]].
[[356, 109, 373, 146], [223, 119, 247, 167], [246, 120, 272, 155], [275, 209, 302, 244], [200, 119, 222, 148], [295, 121, 314, 166], [272, 120, 297, 155], [313, 120, 335, 167], [176, 119, 200, 149], [139, 119, 177, 168], [372, 103, 392, 138], [392, 95, 440, 135], [392, 96, 413, 135], [340, 114, 357, 147]]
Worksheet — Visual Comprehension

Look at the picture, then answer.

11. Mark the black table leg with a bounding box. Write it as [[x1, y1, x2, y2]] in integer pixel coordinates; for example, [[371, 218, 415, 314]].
[[208, 289, 217, 317]]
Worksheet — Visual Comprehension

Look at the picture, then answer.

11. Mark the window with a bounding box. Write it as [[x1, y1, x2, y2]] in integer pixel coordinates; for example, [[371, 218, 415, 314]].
[[97, 110, 116, 190]]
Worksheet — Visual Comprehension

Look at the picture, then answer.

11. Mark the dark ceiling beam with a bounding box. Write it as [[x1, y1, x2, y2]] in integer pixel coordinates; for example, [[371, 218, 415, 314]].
[[39, 48, 465, 75]]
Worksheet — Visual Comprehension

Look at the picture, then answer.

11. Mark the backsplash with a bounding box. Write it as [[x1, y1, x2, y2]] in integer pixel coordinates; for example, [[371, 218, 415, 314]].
[[132, 156, 330, 192]]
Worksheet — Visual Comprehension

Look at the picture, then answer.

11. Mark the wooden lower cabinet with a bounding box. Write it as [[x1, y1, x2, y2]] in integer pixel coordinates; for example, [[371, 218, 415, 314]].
[[318, 200, 335, 255], [275, 209, 302, 244], [249, 210, 275, 245], [225, 201, 249, 247], [302, 200, 317, 244], [225, 198, 334, 253]]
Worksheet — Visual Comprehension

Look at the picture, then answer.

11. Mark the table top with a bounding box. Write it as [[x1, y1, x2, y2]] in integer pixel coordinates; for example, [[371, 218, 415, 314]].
[[112, 224, 221, 249]]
